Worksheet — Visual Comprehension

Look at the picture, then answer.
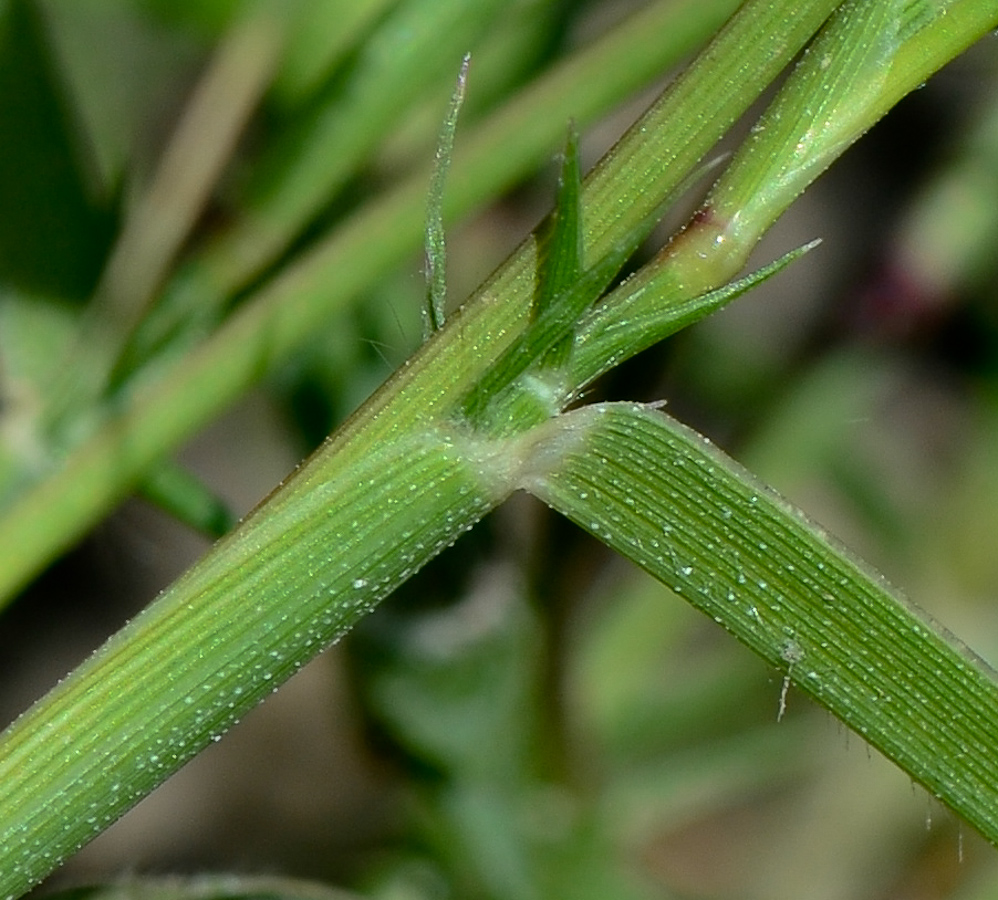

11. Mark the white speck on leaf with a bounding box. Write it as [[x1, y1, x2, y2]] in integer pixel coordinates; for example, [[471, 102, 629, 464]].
[[778, 638, 804, 722]]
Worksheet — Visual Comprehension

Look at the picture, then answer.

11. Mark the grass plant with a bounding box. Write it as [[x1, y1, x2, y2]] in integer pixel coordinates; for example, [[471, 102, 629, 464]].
[[2, 1, 998, 897]]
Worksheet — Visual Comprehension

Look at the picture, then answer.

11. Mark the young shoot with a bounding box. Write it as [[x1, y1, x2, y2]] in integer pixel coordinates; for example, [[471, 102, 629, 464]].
[[424, 53, 470, 334]]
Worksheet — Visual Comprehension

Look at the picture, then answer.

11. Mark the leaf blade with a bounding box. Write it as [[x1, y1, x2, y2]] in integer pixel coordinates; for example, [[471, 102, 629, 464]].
[[522, 402, 998, 845], [425, 53, 471, 333]]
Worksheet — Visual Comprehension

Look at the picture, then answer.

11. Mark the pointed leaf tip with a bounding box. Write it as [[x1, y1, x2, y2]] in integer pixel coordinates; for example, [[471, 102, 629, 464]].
[[424, 53, 471, 334]]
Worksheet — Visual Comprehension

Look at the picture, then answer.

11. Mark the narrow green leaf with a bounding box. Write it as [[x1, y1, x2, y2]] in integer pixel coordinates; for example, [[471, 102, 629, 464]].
[[522, 402, 998, 845], [137, 461, 234, 539], [44, 874, 363, 900], [460, 237, 628, 429], [465, 239, 816, 437], [571, 240, 820, 392], [462, 153, 733, 434], [460, 123, 584, 424], [532, 122, 582, 374], [535, 123, 582, 318], [425, 53, 471, 333]]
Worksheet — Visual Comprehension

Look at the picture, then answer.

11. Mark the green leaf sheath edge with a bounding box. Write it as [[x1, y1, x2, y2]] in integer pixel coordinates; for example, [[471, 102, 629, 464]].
[[521, 402, 998, 846]]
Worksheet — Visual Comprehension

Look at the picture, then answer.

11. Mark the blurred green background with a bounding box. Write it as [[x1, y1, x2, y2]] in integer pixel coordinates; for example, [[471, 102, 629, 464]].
[[2, 1, 998, 898]]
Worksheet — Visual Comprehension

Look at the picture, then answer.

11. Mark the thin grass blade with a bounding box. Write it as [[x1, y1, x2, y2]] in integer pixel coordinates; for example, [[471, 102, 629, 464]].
[[463, 153, 731, 433], [522, 402, 998, 846], [535, 123, 582, 317], [425, 53, 471, 333], [571, 240, 820, 390]]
